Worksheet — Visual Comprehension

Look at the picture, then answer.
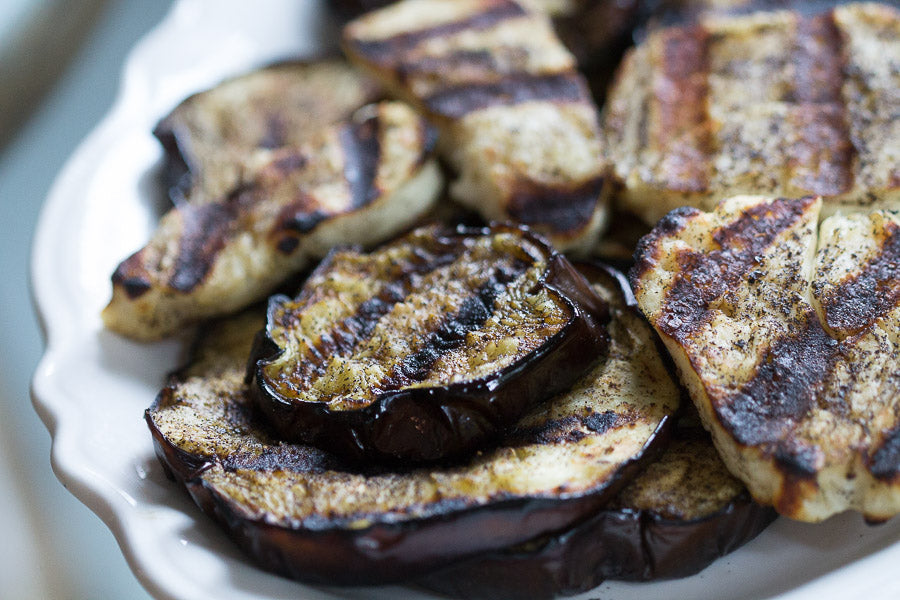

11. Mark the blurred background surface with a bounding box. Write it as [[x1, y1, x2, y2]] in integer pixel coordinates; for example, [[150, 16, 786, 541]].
[[0, 1, 172, 598]]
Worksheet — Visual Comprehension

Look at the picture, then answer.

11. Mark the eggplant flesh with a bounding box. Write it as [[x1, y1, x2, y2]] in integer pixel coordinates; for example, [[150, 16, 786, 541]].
[[250, 223, 612, 463], [418, 429, 777, 600], [146, 258, 678, 585]]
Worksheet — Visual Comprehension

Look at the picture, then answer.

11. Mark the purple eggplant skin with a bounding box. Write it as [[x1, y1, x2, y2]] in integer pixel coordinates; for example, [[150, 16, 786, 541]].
[[249, 224, 612, 464], [148, 425, 660, 586], [417, 488, 776, 600]]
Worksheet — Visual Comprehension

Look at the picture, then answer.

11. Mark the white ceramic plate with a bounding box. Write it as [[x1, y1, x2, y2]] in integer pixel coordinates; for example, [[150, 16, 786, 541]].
[[30, 1, 900, 599]]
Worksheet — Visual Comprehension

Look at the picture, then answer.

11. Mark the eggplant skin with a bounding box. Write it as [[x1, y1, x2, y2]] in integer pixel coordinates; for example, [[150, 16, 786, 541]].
[[418, 434, 777, 600], [249, 223, 612, 463]]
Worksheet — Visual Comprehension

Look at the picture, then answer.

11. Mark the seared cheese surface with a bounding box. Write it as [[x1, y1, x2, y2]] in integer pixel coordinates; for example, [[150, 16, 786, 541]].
[[605, 2, 900, 225], [632, 194, 900, 521], [154, 59, 381, 202], [263, 227, 568, 409], [149, 268, 678, 527], [103, 101, 442, 340], [343, 0, 609, 252]]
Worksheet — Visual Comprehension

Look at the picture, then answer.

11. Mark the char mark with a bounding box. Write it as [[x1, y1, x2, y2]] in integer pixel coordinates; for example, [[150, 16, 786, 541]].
[[505, 175, 605, 236], [378, 263, 528, 391], [630, 206, 701, 285], [221, 441, 337, 474], [112, 250, 153, 299], [348, 0, 526, 66], [869, 424, 900, 481], [341, 112, 384, 211], [788, 13, 855, 196], [718, 314, 837, 453], [657, 197, 815, 340], [506, 410, 623, 447], [653, 25, 712, 192], [820, 222, 900, 335], [423, 72, 589, 119], [272, 247, 461, 387], [168, 201, 237, 293]]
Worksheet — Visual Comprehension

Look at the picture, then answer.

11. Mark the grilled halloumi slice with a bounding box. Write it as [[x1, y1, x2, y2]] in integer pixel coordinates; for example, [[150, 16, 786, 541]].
[[605, 2, 900, 226], [342, 0, 610, 253], [154, 59, 381, 203], [103, 101, 442, 340], [631, 194, 900, 522], [146, 261, 678, 584]]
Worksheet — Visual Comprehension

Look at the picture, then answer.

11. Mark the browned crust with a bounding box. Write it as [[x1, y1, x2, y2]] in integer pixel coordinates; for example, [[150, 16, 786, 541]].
[[506, 175, 607, 236], [639, 197, 817, 342], [422, 72, 588, 119], [348, 0, 526, 68], [788, 12, 855, 196], [250, 223, 612, 463], [817, 220, 900, 335], [652, 25, 712, 193]]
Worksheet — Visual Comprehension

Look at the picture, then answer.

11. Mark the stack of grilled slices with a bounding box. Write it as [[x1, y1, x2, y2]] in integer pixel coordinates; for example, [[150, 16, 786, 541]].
[[105, 0, 900, 597]]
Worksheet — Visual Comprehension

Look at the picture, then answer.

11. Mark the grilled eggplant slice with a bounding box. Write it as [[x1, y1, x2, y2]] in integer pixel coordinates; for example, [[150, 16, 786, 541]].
[[154, 58, 381, 203], [103, 101, 442, 340], [419, 432, 776, 600], [604, 2, 900, 226], [146, 287, 677, 584], [249, 223, 610, 463], [342, 0, 611, 253], [631, 194, 900, 522]]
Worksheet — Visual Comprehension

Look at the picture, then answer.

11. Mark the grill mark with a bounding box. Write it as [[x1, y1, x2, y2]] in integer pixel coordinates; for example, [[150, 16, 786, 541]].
[[506, 175, 605, 236], [112, 250, 152, 299], [340, 113, 383, 211], [348, 0, 526, 66], [423, 72, 588, 119], [869, 425, 900, 481], [221, 443, 337, 474], [270, 115, 386, 253], [506, 410, 623, 447], [275, 248, 461, 390], [657, 197, 815, 341], [168, 201, 237, 293], [820, 222, 900, 335], [652, 25, 712, 192], [377, 263, 528, 392], [630, 206, 701, 285], [788, 13, 855, 196], [716, 314, 838, 466]]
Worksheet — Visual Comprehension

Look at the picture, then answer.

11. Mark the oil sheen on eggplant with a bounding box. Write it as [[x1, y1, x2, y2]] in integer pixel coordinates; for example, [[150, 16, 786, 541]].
[[145, 267, 677, 585], [417, 265, 777, 600], [249, 223, 612, 463]]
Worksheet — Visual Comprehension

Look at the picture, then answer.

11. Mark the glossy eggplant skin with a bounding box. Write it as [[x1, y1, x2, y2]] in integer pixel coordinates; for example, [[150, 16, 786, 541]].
[[419, 432, 777, 600], [249, 223, 612, 464]]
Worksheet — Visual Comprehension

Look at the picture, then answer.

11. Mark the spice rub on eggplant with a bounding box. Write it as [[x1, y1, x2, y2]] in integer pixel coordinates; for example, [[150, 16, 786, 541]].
[[250, 223, 610, 462], [342, 0, 611, 253], [631, 194, 900, 522], [103, 101, 442, 340], [604, 2, 900, 226], [154, 58, 381, 203], [146, 283, 676, 585]]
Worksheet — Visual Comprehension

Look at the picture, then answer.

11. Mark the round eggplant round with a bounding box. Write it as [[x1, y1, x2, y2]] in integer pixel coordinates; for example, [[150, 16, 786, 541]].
[[146, 258, 678, 585], [249, 223, 611, 463]]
